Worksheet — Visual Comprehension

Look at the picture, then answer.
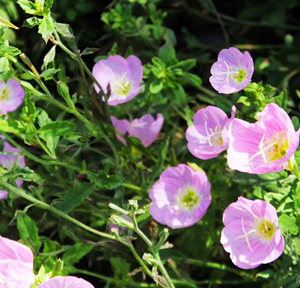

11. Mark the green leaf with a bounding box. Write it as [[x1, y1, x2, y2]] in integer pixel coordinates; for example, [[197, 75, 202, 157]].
[[150, 80, 163, 94], [278, 214, 299, 235], [38, 121, 76, 137], [23, 17, 41, 28], [0, 44, 21, 56], [0, 16, 19, 29], [43, 45, 56, 69], [150, 137, 170, 183], [110, 257, 131, 280], [171, 59, 197, 71], [158, 41, 178, 66], [54, 183, 96, 214], [237, 96, 251, 106], [183, 72, 202, 87], [20, 80, 45, 97], [17, 0, 37, 15], [86, 171, 122, 189], [38, 15, 54, 43], [3, 166, 35, 181], [256, 269, 274, 279], [292, 238, 300, 255], [37, 109, 59, 156], [62, 242, 93, 266], [0, 119, 22, 135], [17, 214, 41, 250], [81, 47, 100, 56], [40, 68, 60, 79], [54, 23, 75, 38], [292, 116, 299, 131], [0, 57, 10, 80], [43, 0, 54, 13], [169, 83, 186, 106]]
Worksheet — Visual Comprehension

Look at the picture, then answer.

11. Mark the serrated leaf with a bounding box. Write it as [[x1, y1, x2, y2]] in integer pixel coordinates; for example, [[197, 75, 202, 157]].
[[158, 41, 178, 66], [17, 214, 41, 250], [54, 183, 96, 214], [0, 119, 22, 135], [40, 68, 60, 79], [278, 214, 299, 235], [62, 242, 93, 266], [23, 17, 41, 28], [38, 121, 76, 137], [38, 15, 54, 43], [86, 171, 122, 189], [17, 0, 37, 15], [81, 47, 100, 56], [0, 44, 21, 56], [43, 45, 56, 69], [54, 23, 74, 38], [37, 109, 58, 156], [150, 137, 169, 182], [171, 59, 197, 71]]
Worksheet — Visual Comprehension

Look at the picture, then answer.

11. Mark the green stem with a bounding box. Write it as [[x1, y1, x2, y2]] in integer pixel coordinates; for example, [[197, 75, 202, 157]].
[[34, 135, 55, 159]]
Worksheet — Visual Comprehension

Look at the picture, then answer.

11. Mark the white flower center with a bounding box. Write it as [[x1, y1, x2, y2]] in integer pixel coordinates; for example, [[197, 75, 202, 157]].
[[204, 123, 224, 146], [111, 72, 131, 96], [175, 187, 200, 211], [0, 273, 6, 287]]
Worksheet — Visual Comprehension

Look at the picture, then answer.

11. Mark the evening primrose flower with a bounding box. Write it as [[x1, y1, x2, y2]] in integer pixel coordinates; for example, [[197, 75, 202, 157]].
[[0, 79, 25, 114], [209, 47, 254, 94], [38, 276, 94, 288], [0, 236, 35, 288], [186, 106, 235, 160], [149, 164, 211, 229], [0, 140, 25, 199], [221, 197, 284, 269], [92, 55, 143, 106], [227, 103, 299, 174], [110, 114, 164, 147]]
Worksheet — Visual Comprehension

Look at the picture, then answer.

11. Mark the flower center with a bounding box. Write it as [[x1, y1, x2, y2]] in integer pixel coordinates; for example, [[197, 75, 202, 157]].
[[205, 123, 224, 146], [0, 88, 10, 101], [0, 273, 6, 286], [111, 72, 131, 96], [233, 69, 247, 83], [248, 131, 289, 167], [256, 219, 275, 240], [180, 188, 200, 210]]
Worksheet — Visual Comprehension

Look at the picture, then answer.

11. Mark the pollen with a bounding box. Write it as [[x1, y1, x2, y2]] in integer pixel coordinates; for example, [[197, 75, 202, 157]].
[[180, 188, 200, 210], [256, 219, 275, 240], [0, 88, 10, 101], [233, 69, 247, 83]]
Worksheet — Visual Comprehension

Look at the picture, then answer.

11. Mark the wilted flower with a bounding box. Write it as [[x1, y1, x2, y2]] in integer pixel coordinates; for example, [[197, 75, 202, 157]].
[[186, 106, 235, 160], [38, 276, 94, 288], [149, 164, 211, 229], [227, 103, 299, 174], [109, 214, 132, 234], [209, 47, 254, 94], [111, 114, 164, 147], [0, 140, 26, 199], [92, 55, 143, 106], [0, 236, 35, 288], [221, 197, 284, 269], [0, 79, 25, 114]]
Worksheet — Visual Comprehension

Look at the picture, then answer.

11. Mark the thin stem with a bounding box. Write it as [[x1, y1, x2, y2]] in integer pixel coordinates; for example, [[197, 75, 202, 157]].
[[34, 135, 55, 159]]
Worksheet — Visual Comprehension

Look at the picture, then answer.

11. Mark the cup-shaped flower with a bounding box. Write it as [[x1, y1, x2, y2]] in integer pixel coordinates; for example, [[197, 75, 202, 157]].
[[0, 236, 35, 287], [221, 197, 284, 269], [149, 164, 211, 229], [209, 47, 254, 94], [0, 79, 25, 114], [0, 140, 26, 199], [38, 276, 94, 288], [92, 55, 143, 106], [111, 114, 164, 147], [186, 106, 235, 160], [227, 103, 299, 174]]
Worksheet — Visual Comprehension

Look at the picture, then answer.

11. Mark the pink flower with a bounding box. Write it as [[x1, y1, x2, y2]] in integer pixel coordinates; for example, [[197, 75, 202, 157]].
[[38, 276, 94, 288], [209, 47, 254, 94], [110, 114, 164, 147], [149, 164, 211, 229], [0, 236, 35, 287], [0, 140, 26, 199], [227, 103, 299, 174], [221, 197, 284, 269], [186, 106, 235, 160], [92, 55, 143, 106], [0, 79, 25, 114]]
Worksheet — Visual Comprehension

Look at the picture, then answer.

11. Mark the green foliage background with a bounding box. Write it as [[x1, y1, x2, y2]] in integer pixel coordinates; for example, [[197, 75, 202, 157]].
[[0, 0, 300, 287]]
